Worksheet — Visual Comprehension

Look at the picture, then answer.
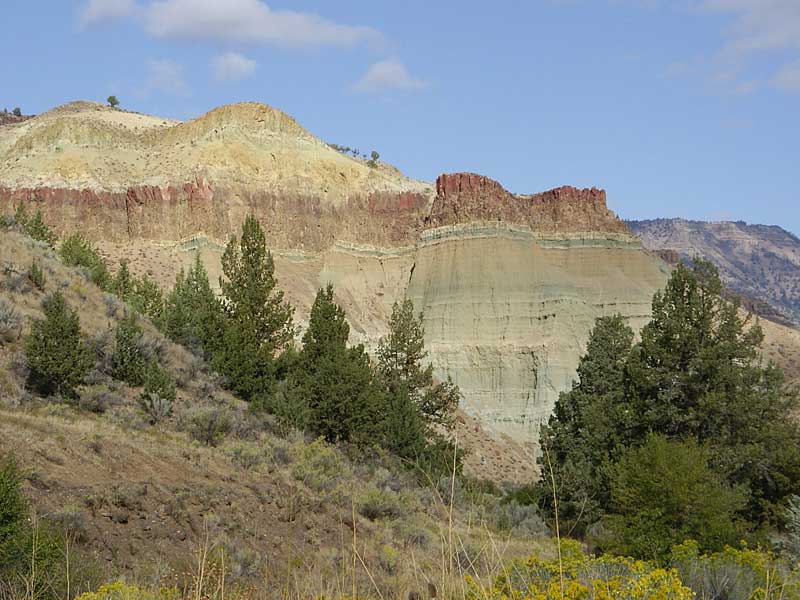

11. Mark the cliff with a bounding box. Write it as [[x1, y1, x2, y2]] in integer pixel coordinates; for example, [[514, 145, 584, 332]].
[[0, 101, 669, 456]]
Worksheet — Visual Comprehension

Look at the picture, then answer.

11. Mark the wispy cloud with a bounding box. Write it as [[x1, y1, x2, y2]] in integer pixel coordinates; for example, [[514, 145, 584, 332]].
[[78, 0, 137, 28], [143, 0, 382, 48], [352, 60, 427, 94], [687, 0, 800, 93], [211, 52, 257, 83], [146, 59, 190, 97]]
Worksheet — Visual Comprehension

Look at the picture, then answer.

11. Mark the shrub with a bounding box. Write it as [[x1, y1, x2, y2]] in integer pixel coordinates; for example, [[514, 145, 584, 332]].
[[138, 360, 176, 424], [76, 581, 179, 600], [59, 233, 110, 289], [78, 385, 120, 414], [470, 540, 693, 600], [107, 96, 120, 108], [602, 435, 746, 563], [671, 541, 800, 600], [12, 107, 21, 117], [187, 405, 233, 447], [227, 443, 263, 470], [28, 260, 45, 290], [490, 500, 549, 536], [290, 438, 347, 492], [25, 291, 93, 397], [358, 486, 404, 521], [0, 299, 22, 345]]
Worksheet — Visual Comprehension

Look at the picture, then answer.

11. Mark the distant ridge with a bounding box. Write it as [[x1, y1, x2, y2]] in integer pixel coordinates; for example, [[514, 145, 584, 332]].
[[628, 218, 800, 327]]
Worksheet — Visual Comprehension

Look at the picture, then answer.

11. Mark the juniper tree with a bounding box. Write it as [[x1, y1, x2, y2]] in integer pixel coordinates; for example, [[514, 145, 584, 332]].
[[59, 233, 110, 289], [291, 284, 384, 444], [25, 291, 93, 397], [377, 299, 461, 469], [111, 311, 147, 386], [536, 314, 636, 535], [377, 299, 460, 429], [538, 260, 800, 540], [111, 260, 135, 300], [214, 215, 294, 399], [163, 254, 222, 356]]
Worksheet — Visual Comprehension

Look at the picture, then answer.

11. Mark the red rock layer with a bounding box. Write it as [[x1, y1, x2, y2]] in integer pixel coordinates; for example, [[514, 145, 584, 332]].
[[0, 172, 629, 249], [427, 172, 629, 234], [0, 180, 430, 250]]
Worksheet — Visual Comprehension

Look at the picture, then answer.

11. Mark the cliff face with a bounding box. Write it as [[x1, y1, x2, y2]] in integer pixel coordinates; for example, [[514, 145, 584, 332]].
[[0, 101, 672, 455], [429, 173, 627, 234]]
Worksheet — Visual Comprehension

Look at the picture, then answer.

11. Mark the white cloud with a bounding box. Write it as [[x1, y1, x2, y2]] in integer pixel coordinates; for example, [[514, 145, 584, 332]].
[[352, 60, 427, 94], [146, 59, 190, 96], [771, 59, 800, 93], [143, 0, 381, 48], [212, 52, 257, 83], [697, 0, 800, 54], [79, 0, 137, 28]]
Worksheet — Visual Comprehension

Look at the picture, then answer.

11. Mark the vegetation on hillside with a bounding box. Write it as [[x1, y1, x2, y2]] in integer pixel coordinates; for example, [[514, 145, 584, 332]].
[[4, 206, 800, 599], [536, 259, 800, 561]]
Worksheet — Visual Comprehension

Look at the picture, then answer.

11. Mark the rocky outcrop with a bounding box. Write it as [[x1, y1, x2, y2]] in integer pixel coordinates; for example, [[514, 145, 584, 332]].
[[429, 173, 628, 234], [0, 101, 670, 455]]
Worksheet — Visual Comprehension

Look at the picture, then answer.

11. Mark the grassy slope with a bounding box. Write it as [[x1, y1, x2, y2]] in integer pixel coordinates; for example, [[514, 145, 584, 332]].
[[0, 230, 546, 597]]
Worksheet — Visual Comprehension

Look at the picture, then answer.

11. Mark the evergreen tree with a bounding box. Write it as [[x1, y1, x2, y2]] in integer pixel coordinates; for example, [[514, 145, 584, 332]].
[[538, 260, 800, 542], [59, 233, 110, 289], [18, 207, 57, 247], [111, 260, 135, 300], [24, 291, 93, 397], [111, 312, 147, 386], [537, 314, 636, 535], [291, 284, 384, 444], [163, 255, 222, 356], [377, 299, 459, 428], [138, 360, 176, 424], [377, 299, 461, 469], [129, 274, 165, 323], [628, 260, 800, 526], [214, 216, 294, 399]]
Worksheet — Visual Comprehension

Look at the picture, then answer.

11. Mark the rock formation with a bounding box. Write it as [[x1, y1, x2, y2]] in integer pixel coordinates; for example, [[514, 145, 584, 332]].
[[0, 101, 675, 454]]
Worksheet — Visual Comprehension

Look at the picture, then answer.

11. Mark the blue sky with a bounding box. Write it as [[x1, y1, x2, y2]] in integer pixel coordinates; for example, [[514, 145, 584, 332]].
[[2, 1, 798, 234]]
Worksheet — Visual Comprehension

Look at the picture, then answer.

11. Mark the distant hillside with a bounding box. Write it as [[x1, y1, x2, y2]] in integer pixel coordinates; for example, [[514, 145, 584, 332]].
[[628, 219, 800, 327]]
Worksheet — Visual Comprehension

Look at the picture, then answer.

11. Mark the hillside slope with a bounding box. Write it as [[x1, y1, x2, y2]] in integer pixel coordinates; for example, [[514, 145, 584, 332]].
[[629, 219, 800, 326], [0, 229, 546, 595]]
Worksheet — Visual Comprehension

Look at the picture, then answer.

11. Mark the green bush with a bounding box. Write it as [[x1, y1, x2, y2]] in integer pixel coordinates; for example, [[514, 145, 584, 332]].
[[25, 291, 93, 397], [138, 360, 176, 424], [602, 435, 746, 563], [111, 312, 147, 386], [0, 455, 65, 598], [28, 260, 45, 290], [187, 405, 233, 447], [59, 233, 110, 289], [290, 438, 347, 492], [16, 204, 57, 247]]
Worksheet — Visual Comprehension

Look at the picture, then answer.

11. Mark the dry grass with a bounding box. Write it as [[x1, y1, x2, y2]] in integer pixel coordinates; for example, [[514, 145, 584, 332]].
[[0, 229, 550, 599]]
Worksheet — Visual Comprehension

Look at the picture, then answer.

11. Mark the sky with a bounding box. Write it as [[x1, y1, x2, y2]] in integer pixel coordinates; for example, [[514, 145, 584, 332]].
[[1, 1, 798, 235]]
